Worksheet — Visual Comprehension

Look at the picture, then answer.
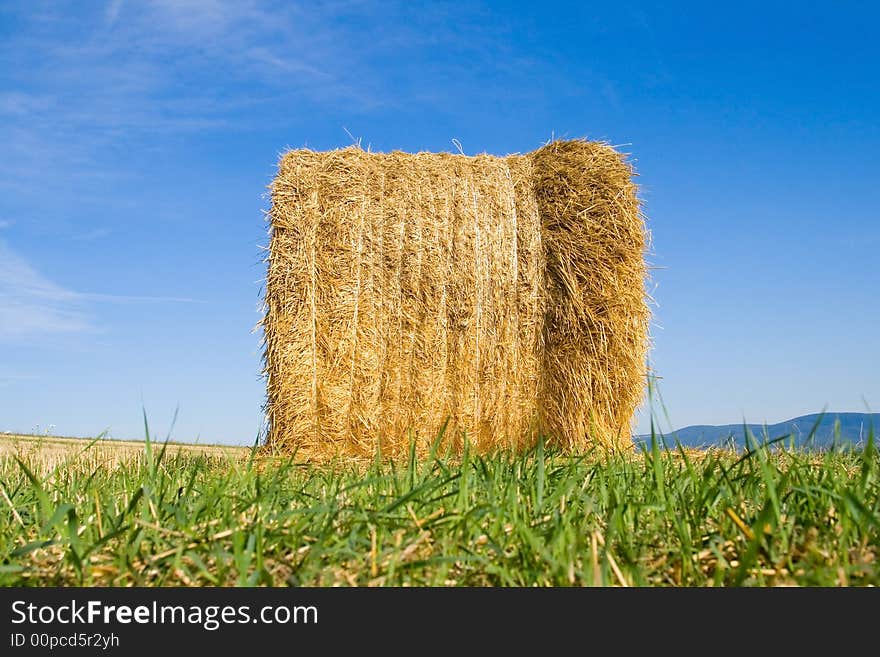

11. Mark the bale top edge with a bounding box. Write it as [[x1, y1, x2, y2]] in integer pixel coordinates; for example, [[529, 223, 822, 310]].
[[275, 138, 630, 164]]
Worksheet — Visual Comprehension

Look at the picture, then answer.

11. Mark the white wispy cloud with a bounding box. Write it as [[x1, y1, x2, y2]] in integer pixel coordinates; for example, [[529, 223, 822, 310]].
[[77, 292, 201, 304], [0, 240, 198, 341], [0, 241, 87, 339], [0, 2, 361, 205], [1, 1, 536, 140], [0, 1, 552, 220]]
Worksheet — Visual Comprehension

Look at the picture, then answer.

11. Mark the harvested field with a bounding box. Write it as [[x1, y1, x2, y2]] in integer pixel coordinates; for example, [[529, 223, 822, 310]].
[[0, 433, 246, 473]]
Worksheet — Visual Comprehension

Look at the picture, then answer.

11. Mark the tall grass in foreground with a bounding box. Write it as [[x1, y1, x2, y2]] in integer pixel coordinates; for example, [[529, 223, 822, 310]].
[[1, 434, 878, 586]]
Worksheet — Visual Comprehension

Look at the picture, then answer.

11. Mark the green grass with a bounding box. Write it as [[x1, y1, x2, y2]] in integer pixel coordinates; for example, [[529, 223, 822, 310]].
[[1, 433, 878, 586]]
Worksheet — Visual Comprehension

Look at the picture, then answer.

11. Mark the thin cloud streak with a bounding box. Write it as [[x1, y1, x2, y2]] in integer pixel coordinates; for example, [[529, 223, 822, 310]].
[[0, 240, 201, 341], [1, 1, 541, 144], [78, 293, 204, 304]]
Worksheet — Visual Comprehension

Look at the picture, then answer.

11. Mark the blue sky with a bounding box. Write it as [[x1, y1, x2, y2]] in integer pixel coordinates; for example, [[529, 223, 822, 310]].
[[1, 1, 878, 445]]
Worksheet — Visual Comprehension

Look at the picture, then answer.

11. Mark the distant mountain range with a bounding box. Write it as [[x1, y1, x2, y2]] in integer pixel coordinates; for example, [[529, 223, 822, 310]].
[[635, 412, 880, 450]]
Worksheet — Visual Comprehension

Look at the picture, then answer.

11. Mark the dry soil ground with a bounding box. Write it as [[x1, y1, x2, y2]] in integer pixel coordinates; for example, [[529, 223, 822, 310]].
[[0, 433, 248, 472]]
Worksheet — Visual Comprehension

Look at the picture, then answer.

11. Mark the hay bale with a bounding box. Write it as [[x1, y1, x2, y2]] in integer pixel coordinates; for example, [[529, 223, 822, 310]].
[[262, 139, 649, 457]]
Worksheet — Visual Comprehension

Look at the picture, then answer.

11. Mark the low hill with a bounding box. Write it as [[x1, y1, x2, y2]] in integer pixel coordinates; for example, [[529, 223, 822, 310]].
[[637, 412, 880, 449]]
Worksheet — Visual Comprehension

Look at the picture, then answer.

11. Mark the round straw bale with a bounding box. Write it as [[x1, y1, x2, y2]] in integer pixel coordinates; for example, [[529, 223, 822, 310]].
[[531, 140, 649, 449], [262, 140, 648, 458]]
